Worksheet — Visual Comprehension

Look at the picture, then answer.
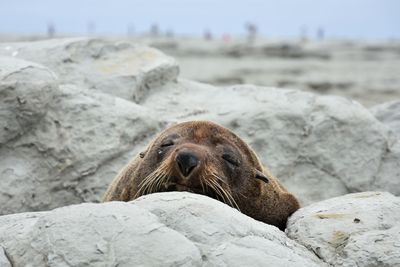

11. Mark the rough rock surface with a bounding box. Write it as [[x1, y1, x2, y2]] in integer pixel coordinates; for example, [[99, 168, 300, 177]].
[[0, 56, 58, 144], [0, 247, 11, 267], [0, 38, 179, 102], [0, 192, 324, 267], [142, 80, 400, 204], [287, 192, 400, 267], [371, 100, 400, 136], [1, 38, 400, 215], [0, 56, 163, 215]]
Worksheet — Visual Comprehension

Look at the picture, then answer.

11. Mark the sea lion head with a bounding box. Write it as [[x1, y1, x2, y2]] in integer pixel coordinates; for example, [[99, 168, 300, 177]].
[[103, 120, 299, 230]]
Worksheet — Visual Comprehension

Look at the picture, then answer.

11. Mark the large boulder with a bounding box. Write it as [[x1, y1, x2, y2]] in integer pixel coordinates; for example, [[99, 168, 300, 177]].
[[0, 56, 58, 144], [0, 38, 179, 102], [286, 192, 400, 267], [0, 57, 163, 215], [370, 100, 400, 136], [0, 192, 324, 267], [141, 80, 400, 204], [1, 38, 399, 214]]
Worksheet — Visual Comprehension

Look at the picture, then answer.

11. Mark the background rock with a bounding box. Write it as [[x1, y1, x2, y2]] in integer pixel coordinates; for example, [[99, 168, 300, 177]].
[[0, 38, 179, 102], [370, 100, 400, 136], [286, 192, 400, 267], [141, 80, 400, 204], [0, 57, 163, 215], [1, 38, 399, 214], [0, 56, 57, 144], [0, 247, 11, 267], [0, 192, 325, 267]]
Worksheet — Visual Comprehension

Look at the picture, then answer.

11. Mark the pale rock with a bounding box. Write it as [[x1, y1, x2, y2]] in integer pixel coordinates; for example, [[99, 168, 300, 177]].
[[0, 38, 179, 102], [0, 192, 325, 267], [370, 100, 400, 136], [0, 57, 163, 215], [142, 80, 400, 204], [0, 56, 58, 144], [286, 192, 400, 267]]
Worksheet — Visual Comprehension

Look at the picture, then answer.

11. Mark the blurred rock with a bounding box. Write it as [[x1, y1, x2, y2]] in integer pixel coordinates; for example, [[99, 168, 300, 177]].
[[0, 247, 11, 267], [0, 57, 163, 215], [1, 38, 399, 215], [0, 192, 324, 267], [0, 38, 179, 102], [0, 56, 57, 144], [286, 192, 400, 267], [142, 80, 400, 204], [370, 100, 400, 136]]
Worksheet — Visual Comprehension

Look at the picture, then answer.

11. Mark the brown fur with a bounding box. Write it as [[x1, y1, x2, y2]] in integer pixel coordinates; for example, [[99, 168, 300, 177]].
[[103, 121, 299, 230]]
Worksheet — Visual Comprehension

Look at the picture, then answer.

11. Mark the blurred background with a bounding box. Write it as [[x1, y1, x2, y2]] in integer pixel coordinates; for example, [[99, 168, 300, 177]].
[[1, 0, 400, 106]]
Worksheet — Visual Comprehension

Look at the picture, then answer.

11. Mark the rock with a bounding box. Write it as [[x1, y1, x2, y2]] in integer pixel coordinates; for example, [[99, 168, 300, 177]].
[[0, 57, 164, 215], [0, 38, 179, 102], [0, 56, 58, 144], [0, 192, 324, 267], [142, 80, 400, 204], [0, 247, 11, 267], [286, 192, 400, 267], [1, 38, 400, 214], [370, 100, 400, 136]]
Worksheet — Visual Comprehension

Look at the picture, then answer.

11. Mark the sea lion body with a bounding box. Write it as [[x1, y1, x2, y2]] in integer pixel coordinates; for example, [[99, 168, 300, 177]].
[[103, 121, 299, 230]]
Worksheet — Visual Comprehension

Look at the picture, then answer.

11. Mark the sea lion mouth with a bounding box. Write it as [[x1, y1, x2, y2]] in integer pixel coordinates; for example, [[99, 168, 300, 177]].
[[135, 167, 240, 211], [163, 182, 203, 193]]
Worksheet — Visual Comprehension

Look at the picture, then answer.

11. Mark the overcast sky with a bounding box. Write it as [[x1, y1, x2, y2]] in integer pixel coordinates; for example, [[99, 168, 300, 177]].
[[0, 0, 399, 39]]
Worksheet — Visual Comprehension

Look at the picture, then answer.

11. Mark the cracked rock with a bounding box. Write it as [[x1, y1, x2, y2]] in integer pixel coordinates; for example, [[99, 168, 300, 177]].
[[0, 192, 324, 267], [286, 191, 400, 267], [0, 56, 58, 144], [142, 81, 400, 204], [0, 38, 179, 102]]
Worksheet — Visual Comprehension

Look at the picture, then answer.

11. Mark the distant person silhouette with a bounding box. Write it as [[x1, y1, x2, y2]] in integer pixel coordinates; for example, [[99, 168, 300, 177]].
[[47, 23, 55, 38], [317, 27, 325, 41], [150, 24, 159, 36], [204, 29, 213, 41], [87, 22, 96, 35], [245, 22, 257, 44]]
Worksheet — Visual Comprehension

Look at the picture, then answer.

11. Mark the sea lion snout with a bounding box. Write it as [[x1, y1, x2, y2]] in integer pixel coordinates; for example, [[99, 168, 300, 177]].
[[176, 149, 199, 177]]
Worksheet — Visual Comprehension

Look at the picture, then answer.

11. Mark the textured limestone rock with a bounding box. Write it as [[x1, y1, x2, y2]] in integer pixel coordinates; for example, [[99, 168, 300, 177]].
[[0, 247, 11, 267], [142, 80, 400, 204], [0, 56, 163, 215], [0, 56, 58, 144], [0, 38, 179, 102], [370, 100, 400, 136], [0, 192, 324, 267], [1, 38, 399, 215], [286, 192, 400, 267]]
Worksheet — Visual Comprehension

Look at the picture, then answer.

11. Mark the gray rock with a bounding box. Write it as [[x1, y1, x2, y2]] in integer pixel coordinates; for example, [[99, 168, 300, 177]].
[[0, 247, 11, 267], [0, 57, 163, 215], [0, 38, 179, 102], [1, 38, 400, 214], [142, 80, 400, 204], [286, 192, 400, 267], [0, 56, 58, 144], [0, 192, 324, 267], [370, 100, 400, 136]]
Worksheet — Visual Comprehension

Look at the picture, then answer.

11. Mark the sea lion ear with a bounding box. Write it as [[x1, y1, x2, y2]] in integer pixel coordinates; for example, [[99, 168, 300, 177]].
[[255, 170, 269, 183], [139, 151, 146, 158]]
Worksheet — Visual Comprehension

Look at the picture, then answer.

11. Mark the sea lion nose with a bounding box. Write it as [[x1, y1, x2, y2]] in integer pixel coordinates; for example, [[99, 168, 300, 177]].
[[176, 150, 199, 177]]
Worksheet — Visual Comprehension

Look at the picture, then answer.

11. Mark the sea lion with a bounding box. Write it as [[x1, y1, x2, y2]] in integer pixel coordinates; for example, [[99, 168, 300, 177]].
[[103, 121, 299, 230]]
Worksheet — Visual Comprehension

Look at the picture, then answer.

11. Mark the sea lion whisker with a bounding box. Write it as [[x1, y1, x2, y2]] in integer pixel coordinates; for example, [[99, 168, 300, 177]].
[[206, 178, 227, 205], [207, 177, 230, 207], [211, 174, 241, 211]]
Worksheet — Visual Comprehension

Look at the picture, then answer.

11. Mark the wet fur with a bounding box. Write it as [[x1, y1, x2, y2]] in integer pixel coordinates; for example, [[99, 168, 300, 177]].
[[103, 121, 299, 230]]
